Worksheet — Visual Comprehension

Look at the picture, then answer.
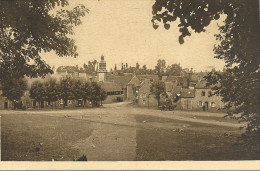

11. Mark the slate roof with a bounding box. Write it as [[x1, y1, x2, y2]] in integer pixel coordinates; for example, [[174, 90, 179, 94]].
[[101, 81, 122, 92], [106, 74, 133, 88]]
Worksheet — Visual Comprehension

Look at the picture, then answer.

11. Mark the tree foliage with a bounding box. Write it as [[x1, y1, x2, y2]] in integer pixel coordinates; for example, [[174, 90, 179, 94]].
[[152, 0, 260, 151], [28, 77, 107, 108], [59, 77, 75, 107], [2, 77, 28, 108], [89, 82, 107, 107], [0, 0, 88, 81], [44, 78, 60, 106], [29, 80, 46, 107]]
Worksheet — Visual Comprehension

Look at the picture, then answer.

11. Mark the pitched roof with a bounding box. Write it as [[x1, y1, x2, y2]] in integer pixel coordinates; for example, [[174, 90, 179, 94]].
[[101, 81, 122, 92], [127, 75, 140, 86], [180, 88, 195, 98], [106, 74, 133, 88]]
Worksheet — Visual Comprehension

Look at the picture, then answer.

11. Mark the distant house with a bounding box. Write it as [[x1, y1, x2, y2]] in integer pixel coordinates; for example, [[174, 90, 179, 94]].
[[126, 75, 140, 101], [0, 88, 10, 110], [177, 88, 195, 110], [136, 79, 157, 108], [106, 74, 133, 100], [192, 81, 225, 111], [101, 81, 124, 104]]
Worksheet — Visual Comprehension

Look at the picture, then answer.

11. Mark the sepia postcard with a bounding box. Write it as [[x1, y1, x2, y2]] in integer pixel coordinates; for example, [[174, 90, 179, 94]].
[[0, 0, 259, 170]]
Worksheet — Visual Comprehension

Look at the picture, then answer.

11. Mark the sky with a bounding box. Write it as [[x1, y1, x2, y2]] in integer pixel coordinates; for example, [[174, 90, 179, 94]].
[[42, 0, 226, 72]]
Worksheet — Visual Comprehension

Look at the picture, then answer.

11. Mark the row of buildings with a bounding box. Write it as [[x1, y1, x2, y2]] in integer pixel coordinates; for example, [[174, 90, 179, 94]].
[[0, 56, 225, 111]]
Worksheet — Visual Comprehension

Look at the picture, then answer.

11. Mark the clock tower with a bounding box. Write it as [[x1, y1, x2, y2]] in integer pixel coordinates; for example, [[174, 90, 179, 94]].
[[97, 55, 107, 82]]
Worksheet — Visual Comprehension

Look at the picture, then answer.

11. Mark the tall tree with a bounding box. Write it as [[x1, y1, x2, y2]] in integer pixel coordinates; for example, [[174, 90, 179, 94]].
[[152, 0, 260, 152], [29, 80, 46, 108], [72, 79, 84, 102], [166, 64, 183, 76], [44, 78, 60, 108], [81, 82, 91, 107], [0, 0, 88, 82], [89, 82, 107, 107], [99, 88, 107, 106], [155, 59, 166, 79], [89, 82, 101, 107], [2, 77, 28, 109], [59, 77, 75, 107], [150, 80, 166, 108]]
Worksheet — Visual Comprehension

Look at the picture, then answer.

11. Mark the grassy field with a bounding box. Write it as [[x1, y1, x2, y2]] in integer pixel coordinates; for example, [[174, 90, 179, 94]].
[[1, 104, 259, 161], [135, 115, 258, 160], [1, 114, 93, 161]]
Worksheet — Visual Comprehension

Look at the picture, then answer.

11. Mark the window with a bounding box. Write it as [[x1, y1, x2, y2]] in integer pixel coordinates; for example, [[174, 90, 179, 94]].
[[199, 101, 203, 107], [68, 100, 72, 104], [208, 91, 212, 97], [201, 91, 206, 96], [143, 93, 146, 98], [211, 102, 216, 107]]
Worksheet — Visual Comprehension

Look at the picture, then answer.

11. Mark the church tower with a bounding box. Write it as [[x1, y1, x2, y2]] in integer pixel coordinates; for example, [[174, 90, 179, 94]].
[[97, 55, 107, 82]]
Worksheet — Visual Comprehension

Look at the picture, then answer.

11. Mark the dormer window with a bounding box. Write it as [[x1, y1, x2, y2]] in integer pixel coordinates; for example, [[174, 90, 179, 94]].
[[201, 91, 206, 96], [208, 91, 212, 97]]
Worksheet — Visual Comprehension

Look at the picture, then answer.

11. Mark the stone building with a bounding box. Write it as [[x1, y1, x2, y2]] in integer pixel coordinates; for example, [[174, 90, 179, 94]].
[[136, 79, 157, 108], [177, 88, 195, 110], [192, 81, 225, 111], [101, 81, 124, 103]]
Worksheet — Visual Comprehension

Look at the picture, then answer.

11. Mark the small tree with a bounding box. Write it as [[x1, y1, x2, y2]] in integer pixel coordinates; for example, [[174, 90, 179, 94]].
[[2, 77, 28, 109], [150, 80, 166, 108], [29, 80, 46, 108]]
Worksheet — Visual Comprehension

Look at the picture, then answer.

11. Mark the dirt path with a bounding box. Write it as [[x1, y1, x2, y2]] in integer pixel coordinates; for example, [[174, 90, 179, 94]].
[[1, 102, 243, 128]]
